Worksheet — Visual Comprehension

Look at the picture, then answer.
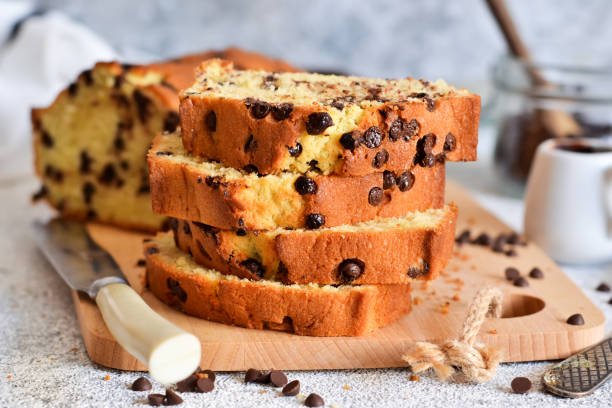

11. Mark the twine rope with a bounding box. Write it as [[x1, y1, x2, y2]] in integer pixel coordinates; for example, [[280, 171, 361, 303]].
[[402, 287, 503, 383]]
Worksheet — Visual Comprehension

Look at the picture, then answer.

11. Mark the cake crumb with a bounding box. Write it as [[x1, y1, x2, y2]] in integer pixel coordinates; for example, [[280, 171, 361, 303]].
[[50, 357, 55, 361], [470, 265, 477, 271], [413, 297, 423, 306], [343, 384, 351, 391], [258, 389, 267, 394], [196, 373, 209, 379], [71, 347, 79, 352], [488, 329, 498, 334], [104, 375, 111, 381], [452, 293, 460, 301], [409, 375, 420, 381], [6, 375, 12, 379]]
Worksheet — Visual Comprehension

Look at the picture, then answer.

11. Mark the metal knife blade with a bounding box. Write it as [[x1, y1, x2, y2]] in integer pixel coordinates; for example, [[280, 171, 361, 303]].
[[33, 219, 126, 298]]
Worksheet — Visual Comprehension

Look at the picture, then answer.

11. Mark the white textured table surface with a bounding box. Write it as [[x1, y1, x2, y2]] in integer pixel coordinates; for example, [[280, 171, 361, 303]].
[[1, 136, 611, 407]]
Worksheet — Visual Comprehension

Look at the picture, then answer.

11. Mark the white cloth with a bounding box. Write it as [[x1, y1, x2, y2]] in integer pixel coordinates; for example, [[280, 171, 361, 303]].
[[0, 9, 117, 177]]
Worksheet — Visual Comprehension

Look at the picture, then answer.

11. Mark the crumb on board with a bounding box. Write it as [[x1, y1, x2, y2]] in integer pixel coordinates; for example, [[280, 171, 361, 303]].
[[488, 329, 498, 334], [452, 293, 460, 301], [71, 347, 79, 352], [409, 375, 421, 381], [343, 384, 351, 391], [6, 375, 12, 379], [50, 357, 55, 361], [413, 296, 423, 306], [258, 389, 267, 394], [104, 375, 110, 381]]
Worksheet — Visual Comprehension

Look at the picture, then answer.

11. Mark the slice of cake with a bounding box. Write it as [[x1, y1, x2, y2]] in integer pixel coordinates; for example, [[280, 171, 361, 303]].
[[145, 233, 412, 336], [179, 59, 480, 176], [148, 131, 445, 230], [171, 205, 457, 284], [32, 50, 297, 231]]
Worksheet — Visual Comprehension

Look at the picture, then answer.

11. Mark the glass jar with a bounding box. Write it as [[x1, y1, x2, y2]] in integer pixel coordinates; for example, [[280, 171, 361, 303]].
[[490, 55, 612, 184]]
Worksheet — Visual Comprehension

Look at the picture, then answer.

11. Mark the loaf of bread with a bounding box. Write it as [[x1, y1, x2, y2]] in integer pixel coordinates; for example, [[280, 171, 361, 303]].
[[149, 131, 445, 231], [171, 204, 456, 284], [179, 59, 480, 176], [32, 50, 297, 231], [145, 233, 412, 336]]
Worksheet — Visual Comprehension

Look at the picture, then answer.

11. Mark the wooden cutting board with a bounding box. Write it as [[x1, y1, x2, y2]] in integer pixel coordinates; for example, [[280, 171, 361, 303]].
[[74, 182, 605, 371]]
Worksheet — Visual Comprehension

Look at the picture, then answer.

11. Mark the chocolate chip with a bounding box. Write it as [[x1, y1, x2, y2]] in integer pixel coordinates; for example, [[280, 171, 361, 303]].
[[306, 213, 325, 229], [281, 380, 300, 396], [147, 393, 164, 406], [420, 133, 436, 153], [421, 153, 436, 167], [407, 262, 429, 278], [243, 135, 258, 153], [79, 151, 92, 174], [240, 258, 265, 278], [492, 235, 507, 253], [199, 369, 216, 382], [137, 259, 146, 267], [86, 209, 97, 219], [608, 297, 612, 305], [363, 126, 383, 148], [389, 118, 419, 142], [82, 182, 96, 204], [255, 371, 271, 384], [132, 377, 152, 391], [114, 133, 125, 151], [372, 149, 389, 168], [455, 230, 471, 244], [338, 259, 365, 283], [340, 131, 360, 151], [397, 171, 415, 192], [305, 393, 324, 407], [269, 370, 288, 387], [41, 130, 54, 148], [529, 268, 544, 279], [164, 388, 183, 405], [368, 187, 383, 206], [306, 112, 333, 134], [133, 90, 153, 123], [513, 277, 529, 287], [567, 313, 585, 325], [146, 247, 159, 255], [505, 267, 520, 281], [242, 165, 259, 174], [175, 374, 197, 392], [473, 233, 492, 246], [236, 228, 247, 236], [249, 100, 271, 119], [294, 176, 318, 195], [166, 278, 187, 302], [31, 185, 48, 201], [67, 83, 78, 97], [506, 232, 521, 245], [98, 164, 117, 185], [205, 111, 217, 131], [424, 96, 436, 112], [81, 69, 93, 85], [163, 111, 180, 132], [596, 282, 610, 292], [245, 368, 261, 383], [196, 377, 214, 393], [183, 222, 191, 236], [382, 170, 397, 190], [511, 377, 532, 394], [444, 133, 456, 152], [271, 103, 293, 120], [287, 143, 302, 157], [505, 249, 518, 257]]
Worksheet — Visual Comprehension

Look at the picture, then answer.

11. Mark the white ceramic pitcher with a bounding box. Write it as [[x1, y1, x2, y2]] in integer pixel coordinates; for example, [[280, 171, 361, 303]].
[[524, 138, 612, 264]]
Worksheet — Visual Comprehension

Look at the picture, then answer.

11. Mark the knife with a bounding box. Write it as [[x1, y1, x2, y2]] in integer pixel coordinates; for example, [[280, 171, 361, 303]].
[[33, 219, 201, 385]]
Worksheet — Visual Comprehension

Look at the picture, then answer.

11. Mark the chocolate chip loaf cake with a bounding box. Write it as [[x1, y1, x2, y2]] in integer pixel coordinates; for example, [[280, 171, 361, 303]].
[[179, 59, 480, 176], [149, 131, 445, 230], [32, 50, 297, 231], [145, 233, 412, 336], [171, 205, 457, 284]]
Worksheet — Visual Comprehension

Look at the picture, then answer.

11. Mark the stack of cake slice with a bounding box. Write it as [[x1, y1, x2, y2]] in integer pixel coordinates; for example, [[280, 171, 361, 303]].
[[144, 59, 480, 336]]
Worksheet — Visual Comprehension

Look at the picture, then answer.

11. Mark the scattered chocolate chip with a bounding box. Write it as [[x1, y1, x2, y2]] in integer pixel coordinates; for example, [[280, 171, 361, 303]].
[[281, 380, 300, 396], [505, 267, 520, 281], [67, 83, 78, 97], [368, 187, 383, 206], [79, 151, 92, 174], [444, 133, 456, 152], [271, 103, 293, 120], [529, 268, 544, 279], [567, 313, 585, 325], [147, 393, 164, 406], [287, 143, 303, 157], [505, 249, 518, 257], [205, 111, 217, 132], [473, 233, 492, 246], [596, 283, 610, 292], [114, 132, 125, 151], [86, 209, 97, 219], [338, 259, 365, 283], [420, 133, 437, 153], [98, 164, 117, 185], [82, 182, 96, 204], [372, 149, 389, 168], [491, 235, 507, 253], [382, 170, 397, 190], [340, 131, 361, 151], [255, 371, 271, 384], [240, 258, 265, 278], [407, 263, 429, 278], [608, 297, 612, 305], [133, 90, 153, 123], [163, 111, 180, 132], [41, 130, 54, 148], [363, 126, 383, 148], [511, 377, 532, 394], [244, 134, 258, 152], [397, 171, 415, 192], [249, 100, 271, 119], [306, 112, 333, 134], [506, 232, 521, 245], [388, 118, 405, 142], [455, 230, 471, 244], [136, 259, 146, 267], [269, 370, 288, 387], [164, 388, 183, 405], [245, 368, 261, 383], [31, 185, 48, 201], [146, 247, 159, 255], [196, 377, 214, 393], [176, 374, 197, 392], [305, 393, 324, 407], [132, 377, 152, 391], [305, 213, 325, 229], [199, 369, 216, 383], [242, 164, 259, 174], [513, 277, 529, 287], [294, 176, 318, 195], [81, 69, 93, 85]]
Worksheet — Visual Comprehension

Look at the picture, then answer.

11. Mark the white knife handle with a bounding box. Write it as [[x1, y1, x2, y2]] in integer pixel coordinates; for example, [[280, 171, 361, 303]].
[[95, 283, 201, 384]]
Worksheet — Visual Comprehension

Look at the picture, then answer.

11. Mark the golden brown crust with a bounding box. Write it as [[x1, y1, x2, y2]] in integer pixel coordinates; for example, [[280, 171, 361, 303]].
[[179, 61, 480, 176], [145, 234, 412, 336], [148, 135, 446, 230], [171, 205, 457, 284]]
